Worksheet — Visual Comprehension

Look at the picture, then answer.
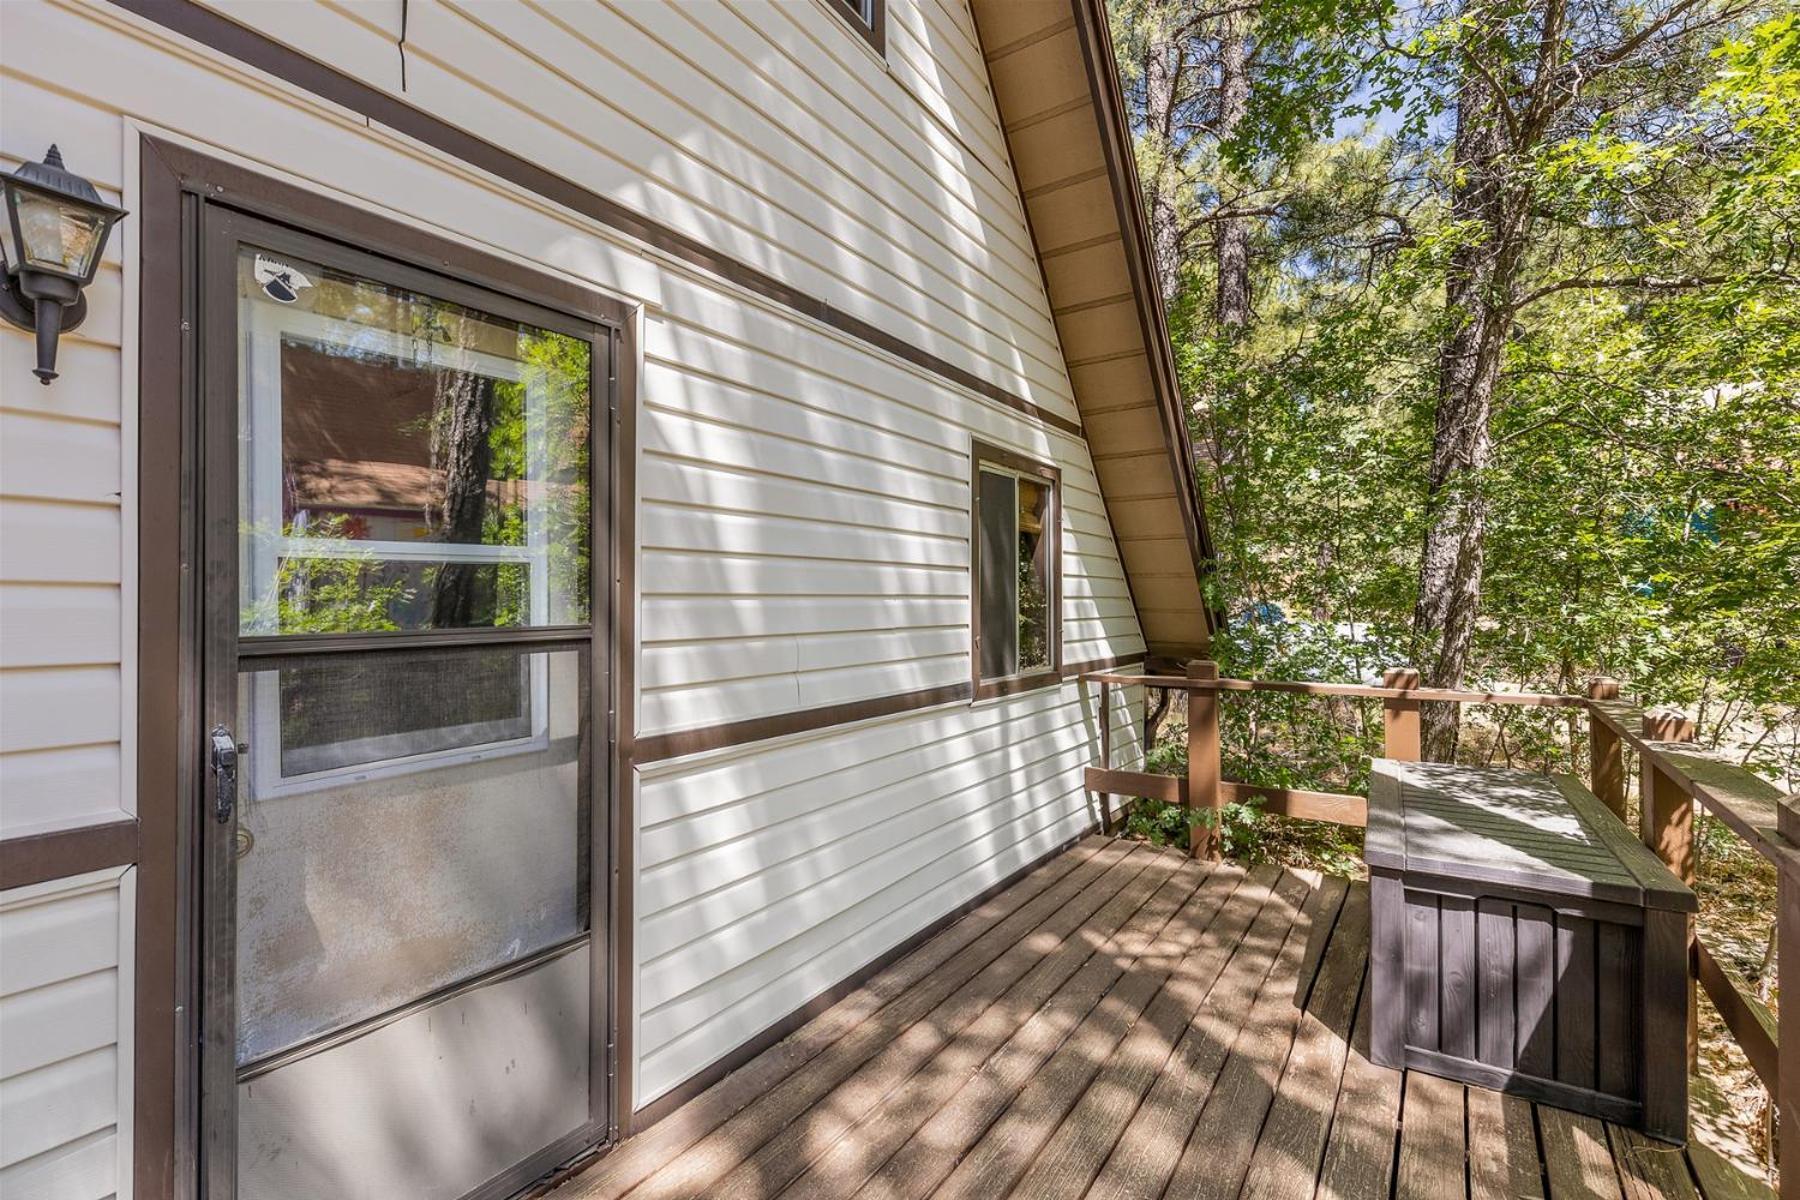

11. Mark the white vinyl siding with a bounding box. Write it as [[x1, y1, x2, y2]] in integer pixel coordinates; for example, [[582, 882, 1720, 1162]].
[[634, 677, 1144, 1102], [187, 0, 1078, 420], [0, 114, 126, 838], [0, 868, 134, 1200], [0, 0, 1151, 1142]]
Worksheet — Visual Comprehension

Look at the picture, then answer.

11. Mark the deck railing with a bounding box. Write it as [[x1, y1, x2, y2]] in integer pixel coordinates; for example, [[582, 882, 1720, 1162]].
[[1082, 661, 1798, 1195]]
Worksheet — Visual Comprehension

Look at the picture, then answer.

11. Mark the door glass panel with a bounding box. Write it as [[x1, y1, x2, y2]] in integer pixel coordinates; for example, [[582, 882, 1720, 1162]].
[[235, 247, 592, 634], [233, 644, 589, 1067]]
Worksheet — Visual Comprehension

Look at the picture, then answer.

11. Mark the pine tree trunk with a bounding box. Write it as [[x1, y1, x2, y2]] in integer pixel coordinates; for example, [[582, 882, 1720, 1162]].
[[1412, 45, 1529, 761], [1142, 9, 1183, 304], [428, 368, 497, 627], [1213, 5, 1252, 330]]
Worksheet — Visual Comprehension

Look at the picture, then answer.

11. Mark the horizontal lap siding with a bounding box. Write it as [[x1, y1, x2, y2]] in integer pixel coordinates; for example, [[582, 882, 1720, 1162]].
[[634, 678, 1145, 1102], [0, 868, 132, 1200], [635, 272, 1142, 735], [0, 68, 127, 839], [2, 0, 1153, 1142], [191, 0, 1079, 418]]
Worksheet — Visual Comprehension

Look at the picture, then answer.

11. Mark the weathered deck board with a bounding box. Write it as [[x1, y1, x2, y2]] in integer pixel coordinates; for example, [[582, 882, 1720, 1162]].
[[776, 856, 1230, 1200], [557, 837, 1111, 1200], [1396, 1070, 1465, 1198], [1467, 1086, 1544, 1199], [1084, 869, 1317, 1200], [1163, 876, 1351, 1199], [881, 865, 1282, 1200], [703, 847, 1196, 1200], [1540, 1105, 1626, 1198], [1237, 884, 1370, 1200], [621, 840, 1156, 1200], [1314, 980, 1403, 1200], [546, 838, 1759, 1200], [1011, 865, 1274, 1200]]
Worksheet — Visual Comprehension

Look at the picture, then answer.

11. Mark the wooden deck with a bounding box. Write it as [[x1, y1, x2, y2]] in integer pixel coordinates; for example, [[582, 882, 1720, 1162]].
[[551, 836, 1761, 1200]]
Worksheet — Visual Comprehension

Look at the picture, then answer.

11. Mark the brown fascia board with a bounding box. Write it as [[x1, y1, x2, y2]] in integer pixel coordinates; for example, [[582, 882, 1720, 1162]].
[[974, 0, 1220, 649], [1068, 0, 1219, 629]]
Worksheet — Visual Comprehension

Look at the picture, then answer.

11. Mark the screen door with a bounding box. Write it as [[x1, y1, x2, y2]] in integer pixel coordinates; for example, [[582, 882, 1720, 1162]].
[[197, 208, 613, 1200]]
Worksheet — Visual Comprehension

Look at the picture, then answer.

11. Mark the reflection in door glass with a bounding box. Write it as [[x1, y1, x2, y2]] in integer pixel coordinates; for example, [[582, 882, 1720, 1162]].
[[233, 645, 588, 1067], [235, 247, 592, 634]]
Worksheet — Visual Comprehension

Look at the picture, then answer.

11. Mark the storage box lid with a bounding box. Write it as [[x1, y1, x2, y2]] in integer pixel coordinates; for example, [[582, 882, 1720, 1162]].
[[1366, 760, 1696, 912]]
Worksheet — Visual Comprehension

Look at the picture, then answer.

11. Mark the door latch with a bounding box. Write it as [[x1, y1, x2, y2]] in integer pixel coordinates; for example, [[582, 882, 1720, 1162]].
[[209, 725, 243, 825]]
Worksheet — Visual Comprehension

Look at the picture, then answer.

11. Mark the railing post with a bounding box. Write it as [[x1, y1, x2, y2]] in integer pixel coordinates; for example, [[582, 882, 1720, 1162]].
[[1187, 659, 1222, 861], [1587, 678, 1626, 820], [1098, 680, 1113, 833], [1641, 708, 1697, 875], [1777, 794, 1800, 1200], [1642, 707, 1699, 1072], [1382, 667, 1421, 762]]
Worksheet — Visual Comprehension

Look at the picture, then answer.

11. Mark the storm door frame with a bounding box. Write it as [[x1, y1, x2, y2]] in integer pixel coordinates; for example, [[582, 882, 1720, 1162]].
[[135, 136, 638, 1200]]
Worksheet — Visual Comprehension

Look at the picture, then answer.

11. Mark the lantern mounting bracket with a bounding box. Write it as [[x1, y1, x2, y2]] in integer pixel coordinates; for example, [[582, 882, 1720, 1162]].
[[0, 268, 87, 334]]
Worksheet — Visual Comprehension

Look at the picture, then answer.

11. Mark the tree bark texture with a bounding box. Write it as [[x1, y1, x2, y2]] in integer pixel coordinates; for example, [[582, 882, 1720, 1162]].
[[1213, 4, 1252, 331], [428, 368, 497, 627], [1412, 35, 1532, 760], [1142, 4, 1185, 305]]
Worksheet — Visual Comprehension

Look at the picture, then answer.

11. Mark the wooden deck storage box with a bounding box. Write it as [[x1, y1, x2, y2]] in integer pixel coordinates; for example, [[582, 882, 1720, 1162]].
[[1367, 759, 1695, 1142]]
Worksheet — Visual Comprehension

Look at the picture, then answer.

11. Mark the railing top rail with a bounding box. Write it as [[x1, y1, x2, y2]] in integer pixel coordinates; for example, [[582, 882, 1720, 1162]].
[[1087, 667, 1799, 876], [1078, 671, 1584, 707]]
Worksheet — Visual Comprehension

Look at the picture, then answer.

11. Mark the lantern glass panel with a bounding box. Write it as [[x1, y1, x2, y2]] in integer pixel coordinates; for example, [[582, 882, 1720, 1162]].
[[10, 185, 109, 279]]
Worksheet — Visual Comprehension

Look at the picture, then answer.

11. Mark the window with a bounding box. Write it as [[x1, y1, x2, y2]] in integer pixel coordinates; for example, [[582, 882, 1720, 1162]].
[[825, 0, 885, 53], [234, 243, 594, 795], [971, 439, 1061, 698]]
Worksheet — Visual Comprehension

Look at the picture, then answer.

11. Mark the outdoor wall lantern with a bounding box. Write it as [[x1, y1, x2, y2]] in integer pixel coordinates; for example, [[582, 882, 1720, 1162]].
[[0, 145, 127, 385]]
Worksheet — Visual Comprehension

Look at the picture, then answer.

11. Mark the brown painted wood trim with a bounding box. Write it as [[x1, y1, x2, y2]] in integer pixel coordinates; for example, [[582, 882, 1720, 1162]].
[[1694, 937, 1778, 1092], [1066, 652, 1146, 677], [1067, 0, 1219, 627], [610, 314, 641, 1139], [0, 818, 139, 891], [970, 438, 1063, 702], [104, 0, 1082, 440], [134, 135, 640, 1191], [628, 826, 1093, 1128], [634, 682, 975, 764], [136, 134, 198, 1200], [633, 653, 1140, 766]]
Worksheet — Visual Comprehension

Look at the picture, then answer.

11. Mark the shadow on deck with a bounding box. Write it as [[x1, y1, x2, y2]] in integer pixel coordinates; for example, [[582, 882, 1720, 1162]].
[[550, 836, 1766, 1200]]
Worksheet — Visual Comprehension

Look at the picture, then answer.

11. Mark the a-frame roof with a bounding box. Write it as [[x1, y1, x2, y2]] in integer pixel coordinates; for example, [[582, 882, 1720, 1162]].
[[970, 0, 1217, 661]]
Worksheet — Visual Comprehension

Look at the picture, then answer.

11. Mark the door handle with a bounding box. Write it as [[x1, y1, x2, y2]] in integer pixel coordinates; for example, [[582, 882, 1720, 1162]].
[[209, 725, 243, 825]]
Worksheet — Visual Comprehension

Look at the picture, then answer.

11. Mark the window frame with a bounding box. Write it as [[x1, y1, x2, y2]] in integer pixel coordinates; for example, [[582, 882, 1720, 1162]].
[[226, 232, 599, 794], [970, 438, 1063, 701], [823, 0, 886, 55]]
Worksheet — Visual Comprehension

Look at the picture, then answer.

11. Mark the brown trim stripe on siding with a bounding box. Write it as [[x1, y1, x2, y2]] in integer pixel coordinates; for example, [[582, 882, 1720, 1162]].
[[634, 654, 1144, 765], [0, 818, 139, 891], [106, 0, 1085, 441]]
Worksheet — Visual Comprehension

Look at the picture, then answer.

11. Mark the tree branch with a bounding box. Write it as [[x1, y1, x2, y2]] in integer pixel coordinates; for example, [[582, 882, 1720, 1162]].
[[1514, 270, 1795, 307]]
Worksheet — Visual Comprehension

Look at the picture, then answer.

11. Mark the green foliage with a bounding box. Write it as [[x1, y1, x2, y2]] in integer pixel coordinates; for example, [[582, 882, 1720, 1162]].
[[1115, 0, 1800, 818], [1124, 797, 1194, 849], [273, 514, 410, 634]]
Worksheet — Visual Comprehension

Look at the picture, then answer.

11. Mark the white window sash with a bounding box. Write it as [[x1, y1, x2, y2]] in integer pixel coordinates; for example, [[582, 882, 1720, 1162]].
[[237, 282, 557, 796]]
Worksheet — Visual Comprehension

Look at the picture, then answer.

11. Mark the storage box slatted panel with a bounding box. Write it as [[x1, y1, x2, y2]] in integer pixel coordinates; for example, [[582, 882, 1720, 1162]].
[[1367, 759, 1694, 1142]]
